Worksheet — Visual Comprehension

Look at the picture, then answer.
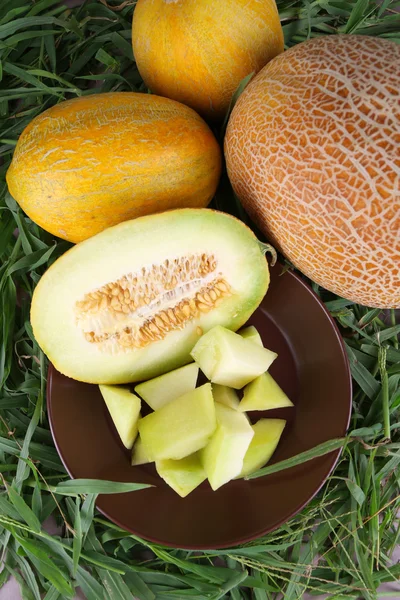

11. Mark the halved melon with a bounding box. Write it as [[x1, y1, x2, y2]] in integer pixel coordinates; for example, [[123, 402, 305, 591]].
[[135, 363, 198, 410], [138, 383, 216, 460], [201, 403, 254, 490], [131, 435, 153, 466], [191, 326, 277, 389], [156, 453, 206, 498], [238, 325, 263, 346], [212, 384, 240, 410], [99, 385, 141, 449], [238, 418, 286, 478], [238, 372, 294, 412], [31, 209, 269, 384]]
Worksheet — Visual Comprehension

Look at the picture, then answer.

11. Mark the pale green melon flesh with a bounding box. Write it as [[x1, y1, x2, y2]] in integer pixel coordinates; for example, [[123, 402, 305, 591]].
[[238, 419, 286, 478], [31, 209, 269, 384], [212, 384, 240, 410], [131, 434, 153, 466], [238, 325, 263, 346], [201, 403, 254, 490], [156, 453, 206, 498], [135, 363, 198, 410], [138, 383, 216, 460], [99, 385, 141, 449], [191, 326, 277, 389], [238, 372, 294, 412]]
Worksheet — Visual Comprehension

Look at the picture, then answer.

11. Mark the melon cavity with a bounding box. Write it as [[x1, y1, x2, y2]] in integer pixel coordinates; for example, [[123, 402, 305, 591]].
[[191, 326, 277, 389]]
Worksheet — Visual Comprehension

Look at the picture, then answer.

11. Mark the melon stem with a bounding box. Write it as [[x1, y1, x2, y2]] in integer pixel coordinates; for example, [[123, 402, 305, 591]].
[[259, 242, 277, 267]]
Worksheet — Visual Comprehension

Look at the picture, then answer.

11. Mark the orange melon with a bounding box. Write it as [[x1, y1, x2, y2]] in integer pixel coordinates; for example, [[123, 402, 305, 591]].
[[132, 0, 283, 121], [6, 92, 222, 243], [225, 35, 400, 308]]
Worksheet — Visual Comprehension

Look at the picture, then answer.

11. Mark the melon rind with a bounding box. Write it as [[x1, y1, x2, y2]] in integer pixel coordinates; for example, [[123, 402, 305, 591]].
[[31, 209, 269, 384], [238, 418, 286, 478]]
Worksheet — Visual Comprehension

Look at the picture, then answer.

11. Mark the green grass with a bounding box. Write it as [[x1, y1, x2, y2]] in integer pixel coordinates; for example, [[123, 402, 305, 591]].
[[0, 0, 399, 598]]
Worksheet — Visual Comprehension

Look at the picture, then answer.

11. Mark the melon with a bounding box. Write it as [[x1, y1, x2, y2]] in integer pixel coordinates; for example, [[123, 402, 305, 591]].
[[99, 385, 141, 449], [212, 384, 240, 410], [131, 435, 153, 466], [238, 418, 286, 478], [191, 326, 277, 389], [30, 209, 269, 384], [238, 325, 262, 346], [201, 403, 254, 490], [135, 363, 198, 410], [238, 372, 293, 412], [156, 453, 206, 498], [6, 92, 221, 243], [132, 0, 283, 121], [138, 383, 216, 460], [225, 35, 400, 308]]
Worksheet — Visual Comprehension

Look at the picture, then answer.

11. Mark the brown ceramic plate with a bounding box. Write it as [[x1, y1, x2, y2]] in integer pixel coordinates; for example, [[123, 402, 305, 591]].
[[47, 263, 352, 549]]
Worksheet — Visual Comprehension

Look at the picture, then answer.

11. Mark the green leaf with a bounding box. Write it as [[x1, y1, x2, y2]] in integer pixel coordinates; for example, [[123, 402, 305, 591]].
[[54, 479, 152, 495], [7, 484, 41, 532], [72, 496, 82, 577]]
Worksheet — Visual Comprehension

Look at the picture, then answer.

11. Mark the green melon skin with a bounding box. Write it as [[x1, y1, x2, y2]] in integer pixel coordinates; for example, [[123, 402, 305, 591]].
[[212, 384, 240, 410], [191, 326, 277, 389], [156, 453, 206, 498], [138, 383, 216, 460], [238, 325, 263, 346], [238, 418, 286, 478], [238, 372, 294, 412], [135, 363, 198, 410], [30, 209, 269, 384], [99, 385, 141, 449], [201, 403, 254, 490], [131, 434, 153, 466]]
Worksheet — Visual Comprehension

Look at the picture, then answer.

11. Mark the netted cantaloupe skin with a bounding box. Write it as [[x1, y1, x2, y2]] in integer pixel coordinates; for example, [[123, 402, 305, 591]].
[[132, 0, 283, 120], [225, 35, 400, 308], [7, 92, 222, 243]]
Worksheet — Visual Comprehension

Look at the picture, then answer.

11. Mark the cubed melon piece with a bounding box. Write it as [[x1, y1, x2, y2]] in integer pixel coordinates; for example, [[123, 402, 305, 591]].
[[138, 383, 216, 460], [156, 453, 206, 498], [238, 419, 286, 478], [238, 372, 294, 412], [201, 403, 254, 490], [191, 326, 277, 389], [134, 363, 198, 410], [238, 325, 263, 346], [212, 384, 240, 410], [131, 434, 153, 466], [99, 385, 141, 449]]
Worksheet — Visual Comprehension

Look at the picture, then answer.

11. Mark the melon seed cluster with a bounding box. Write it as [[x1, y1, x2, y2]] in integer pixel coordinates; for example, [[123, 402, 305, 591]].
[[75, 253, 232, 351]]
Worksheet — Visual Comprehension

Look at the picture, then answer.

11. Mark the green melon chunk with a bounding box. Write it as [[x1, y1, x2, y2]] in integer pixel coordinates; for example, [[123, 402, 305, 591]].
[[135, 363, 199, 410], [238, 419, 286, 478], [156, 452, 206, 498], [238, 372, 294, 412], [212, 384, 240, 410], [238, 325, 263, 346], [99, 385, 141, 449], [131, 434, 153, 466], [191, 326, 277, 389], [201, 403, 254, 490], [138, 383, 216, 460]]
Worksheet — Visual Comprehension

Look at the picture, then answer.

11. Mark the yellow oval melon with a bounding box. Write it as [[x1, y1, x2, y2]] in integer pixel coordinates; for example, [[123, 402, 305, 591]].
[[6, 92, 222, 243], [225, 35, 400, 308], [132, 0, 283, 121]]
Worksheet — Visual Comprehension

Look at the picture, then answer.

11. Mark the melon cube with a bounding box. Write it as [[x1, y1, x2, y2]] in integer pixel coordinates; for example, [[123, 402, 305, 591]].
[[201, 403, 254, 490], [131, 434, 153, 466], [99, 385, 141, 449], [212, 384, 240, 410], [191, 326, 277, 389], [238, 372, 293, 412], [138, 383, 216, 460], [238, 419, 286, 478], [156, 453, 206, 498], [135, 363, 199, 410], [238, 325, 263, 346]]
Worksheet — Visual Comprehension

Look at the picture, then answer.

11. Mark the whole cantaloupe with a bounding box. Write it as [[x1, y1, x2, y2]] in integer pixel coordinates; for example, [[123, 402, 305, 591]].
[[225, 35, 400, 308], [132, 0, 283, 121], [7, 92, 222, 243]]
